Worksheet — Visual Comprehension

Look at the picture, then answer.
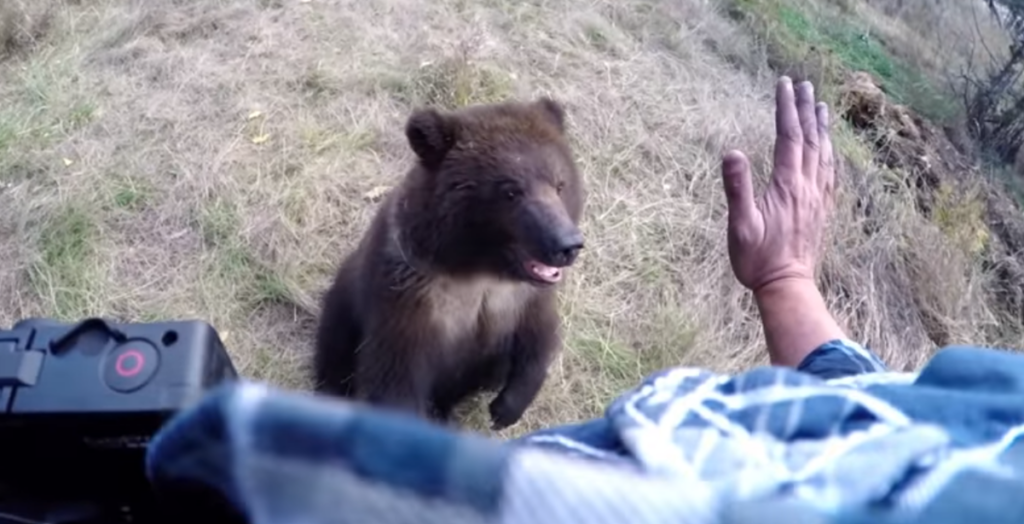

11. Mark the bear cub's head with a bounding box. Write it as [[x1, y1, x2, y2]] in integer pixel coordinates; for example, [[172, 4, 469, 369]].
[[403, 98, 585, 287]]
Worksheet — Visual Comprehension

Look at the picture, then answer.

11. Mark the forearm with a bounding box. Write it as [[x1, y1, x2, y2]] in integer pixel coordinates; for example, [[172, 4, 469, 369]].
[[754, 277, 846, 368]]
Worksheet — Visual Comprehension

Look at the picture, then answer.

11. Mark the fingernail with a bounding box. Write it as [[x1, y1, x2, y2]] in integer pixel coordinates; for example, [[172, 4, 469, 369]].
[[722, 150, 748, 172], [779, 76, 792, 86], [816, 102, 829, 126]]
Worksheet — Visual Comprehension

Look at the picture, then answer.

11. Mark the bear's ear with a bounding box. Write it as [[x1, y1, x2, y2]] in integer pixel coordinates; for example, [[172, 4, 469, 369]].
[[405, 108, 457, 167], [534, 97, 567, 133]]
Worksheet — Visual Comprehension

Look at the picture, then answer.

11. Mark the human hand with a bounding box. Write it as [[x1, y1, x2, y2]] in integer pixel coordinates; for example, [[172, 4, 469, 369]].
[[721, 77, 835, 293]]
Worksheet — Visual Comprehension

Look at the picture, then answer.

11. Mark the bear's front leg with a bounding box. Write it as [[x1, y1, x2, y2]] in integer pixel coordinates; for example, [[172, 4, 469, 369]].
[[489, 292, 561, 430], [355, 327, 440, 421]]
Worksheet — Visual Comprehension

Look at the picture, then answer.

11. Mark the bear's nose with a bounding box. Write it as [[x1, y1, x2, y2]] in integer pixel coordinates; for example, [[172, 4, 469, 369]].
[[549, 233, 584, 267]]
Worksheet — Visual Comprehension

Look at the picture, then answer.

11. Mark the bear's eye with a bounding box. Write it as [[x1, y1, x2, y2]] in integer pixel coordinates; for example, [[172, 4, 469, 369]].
[[505, 188, 523, 201], [555, 180, 566, 194], [449, 181, 476, 192]]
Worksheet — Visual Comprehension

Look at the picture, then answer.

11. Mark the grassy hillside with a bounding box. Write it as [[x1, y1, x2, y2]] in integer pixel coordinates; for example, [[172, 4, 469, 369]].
[[1, 0, 1022, 436]]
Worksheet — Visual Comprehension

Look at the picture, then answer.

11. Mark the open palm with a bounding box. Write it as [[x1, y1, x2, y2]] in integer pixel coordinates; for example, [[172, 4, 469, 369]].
[[721, 78, 835, 293]]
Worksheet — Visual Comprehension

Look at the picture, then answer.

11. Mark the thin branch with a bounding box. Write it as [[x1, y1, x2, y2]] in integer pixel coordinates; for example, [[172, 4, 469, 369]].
[[973, 0, 1000, 67]]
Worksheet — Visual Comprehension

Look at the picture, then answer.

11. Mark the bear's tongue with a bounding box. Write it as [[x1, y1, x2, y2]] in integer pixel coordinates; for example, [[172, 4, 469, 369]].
[[528, 261, 562, 283]]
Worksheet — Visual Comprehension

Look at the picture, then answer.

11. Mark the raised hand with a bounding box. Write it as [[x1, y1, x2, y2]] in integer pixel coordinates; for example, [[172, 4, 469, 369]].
[[720, 77, 844, 367], [721, 77, 835, 293]]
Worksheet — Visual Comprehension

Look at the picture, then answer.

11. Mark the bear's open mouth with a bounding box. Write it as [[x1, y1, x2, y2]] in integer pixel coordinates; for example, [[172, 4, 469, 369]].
[[525, 260, 563, 284]]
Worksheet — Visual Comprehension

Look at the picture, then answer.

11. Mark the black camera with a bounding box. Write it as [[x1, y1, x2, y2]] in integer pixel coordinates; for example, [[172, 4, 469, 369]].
[[0, 317, 239, 524]]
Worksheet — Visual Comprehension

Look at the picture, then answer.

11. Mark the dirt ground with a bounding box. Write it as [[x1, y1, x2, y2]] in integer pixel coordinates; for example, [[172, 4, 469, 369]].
[[1, 0, 1020, 436]]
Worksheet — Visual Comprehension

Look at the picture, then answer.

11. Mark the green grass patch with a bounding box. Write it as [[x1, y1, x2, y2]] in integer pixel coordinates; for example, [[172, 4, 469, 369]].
[[103, 173, 152, 212], [196, 198, 294, 312], [0, 51, 100, 189], [380, 57, 514, 109], [6, 57, 99, 136], [299, 124, 378, 156], [291, 65, 340, 100], [725, 0, 956, 122], [244, 342, 309, 388], [28, 205, 100, 319], [566, 322, 695, 414], [0, 113, 18, 154]]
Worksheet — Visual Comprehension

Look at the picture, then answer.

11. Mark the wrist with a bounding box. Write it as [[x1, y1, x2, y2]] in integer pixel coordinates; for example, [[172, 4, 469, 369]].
[[753, 276, 820, 306], [752, 276, 844, 368]]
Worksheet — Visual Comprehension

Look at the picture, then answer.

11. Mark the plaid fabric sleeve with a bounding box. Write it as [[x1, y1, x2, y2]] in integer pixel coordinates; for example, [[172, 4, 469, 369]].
[[143, 338, 893, 524], [796, 338, 888, 380], [146, 382, 721, 524]]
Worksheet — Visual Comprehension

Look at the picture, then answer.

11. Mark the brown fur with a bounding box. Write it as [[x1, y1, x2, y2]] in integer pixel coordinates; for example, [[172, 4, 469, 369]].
[[313, 98, 586, 430]]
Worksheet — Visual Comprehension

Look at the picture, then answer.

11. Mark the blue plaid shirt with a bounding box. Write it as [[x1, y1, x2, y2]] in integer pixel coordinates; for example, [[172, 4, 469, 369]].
[[147, 339, 1024, 524]]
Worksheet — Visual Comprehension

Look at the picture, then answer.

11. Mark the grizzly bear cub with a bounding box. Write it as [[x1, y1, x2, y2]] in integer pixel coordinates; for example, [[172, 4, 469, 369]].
[[313, 97, 585, 430]]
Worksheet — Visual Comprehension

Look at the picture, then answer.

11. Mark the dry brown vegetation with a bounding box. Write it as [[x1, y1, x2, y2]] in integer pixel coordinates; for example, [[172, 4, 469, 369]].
[[857, 0, 1012, 78], [1, 0, 1022, 436]]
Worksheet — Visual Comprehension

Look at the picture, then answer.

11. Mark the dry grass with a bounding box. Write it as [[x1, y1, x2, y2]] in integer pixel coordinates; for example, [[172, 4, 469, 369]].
[[0, 0, 55, 59], [0, 0, 1017, 437], [853, 0, 1012, 79]]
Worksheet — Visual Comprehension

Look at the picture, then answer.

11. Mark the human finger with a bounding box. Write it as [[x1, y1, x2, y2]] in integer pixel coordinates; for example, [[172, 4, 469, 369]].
[[772, 77, 802, 185], [722, 149, 757, 234], [796, 81, 820, 182], [816, 102, 835, 199]]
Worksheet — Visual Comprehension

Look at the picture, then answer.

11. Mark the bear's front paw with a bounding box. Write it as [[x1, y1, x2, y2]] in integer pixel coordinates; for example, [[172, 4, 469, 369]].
[[489, 394, 526, 431]]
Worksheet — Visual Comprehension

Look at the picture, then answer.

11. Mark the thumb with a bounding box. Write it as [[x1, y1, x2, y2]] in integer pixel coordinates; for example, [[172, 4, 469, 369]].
[[721, 150, 757, 230]]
